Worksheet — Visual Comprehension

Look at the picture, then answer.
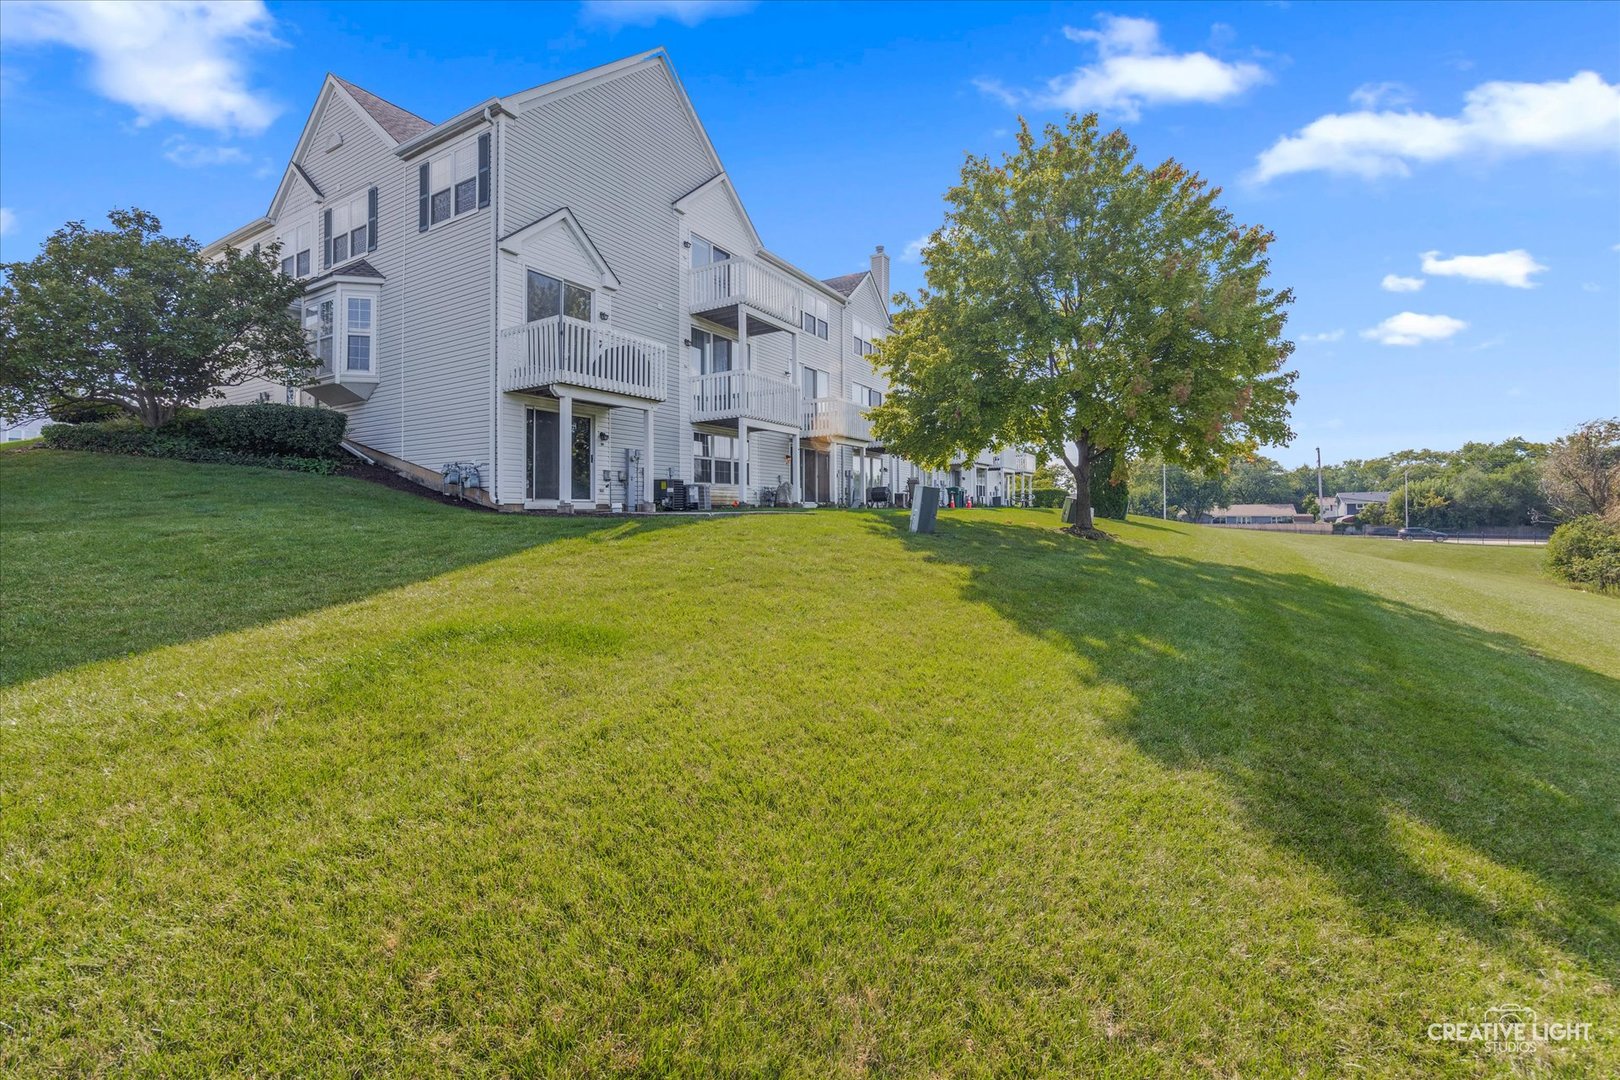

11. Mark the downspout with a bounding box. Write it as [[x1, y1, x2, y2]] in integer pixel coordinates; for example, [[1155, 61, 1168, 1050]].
[[485, 103, 501, 507]]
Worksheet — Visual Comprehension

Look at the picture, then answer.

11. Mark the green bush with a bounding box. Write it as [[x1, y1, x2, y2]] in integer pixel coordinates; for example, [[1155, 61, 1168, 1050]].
[[1089, 450, 1128, 521], [1032, 488, 1068, 508], [170, 403, 347, 458], [45, 397, 126, 424], [1545, 515, 1620, 594], [42, 420, 338, 474]]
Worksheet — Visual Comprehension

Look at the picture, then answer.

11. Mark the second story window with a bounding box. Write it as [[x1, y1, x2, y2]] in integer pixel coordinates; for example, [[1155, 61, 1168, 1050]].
[[527, 270, 593, 323], [852, 383, 883, 408], [417, 133, 491, 233], [346, 297, 372, 372], [691, 235, 730, 266], [801, 293, 829, 339], [689, 327, 733, 375], [324, 189, 378, 268], [853, 317, 883, 357], [278, 221, 313, 278], [801, 366, 828, 399]]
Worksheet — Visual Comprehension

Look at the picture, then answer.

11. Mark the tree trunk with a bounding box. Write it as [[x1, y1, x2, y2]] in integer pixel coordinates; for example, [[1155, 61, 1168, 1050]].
[[1067, 438, 1095, 531]]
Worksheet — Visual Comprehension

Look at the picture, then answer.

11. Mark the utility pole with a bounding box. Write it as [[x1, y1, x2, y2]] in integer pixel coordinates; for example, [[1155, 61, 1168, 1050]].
[[1316, 447, 1323, 504], [1404, 465, 1410, 528], [1162, 461, 1168, 520]]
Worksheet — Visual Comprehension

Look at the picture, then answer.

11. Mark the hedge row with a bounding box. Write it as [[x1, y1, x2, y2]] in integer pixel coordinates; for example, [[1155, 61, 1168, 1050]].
[[42, 402, 347, 472], [1545, 515, 1620, 594]]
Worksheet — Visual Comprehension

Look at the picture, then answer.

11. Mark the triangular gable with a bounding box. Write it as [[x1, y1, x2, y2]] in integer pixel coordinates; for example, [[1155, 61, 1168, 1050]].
[[498, 208, 621, 290], [266, 75, 402, 219], [671, 173, 763, 255], [267, 161, 325, 219], [848, 271, 891, 323]]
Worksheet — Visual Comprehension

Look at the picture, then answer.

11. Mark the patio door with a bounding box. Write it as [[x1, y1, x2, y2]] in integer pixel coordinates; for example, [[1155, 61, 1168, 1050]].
[[526, 408, 594, 502], [801, 449, 830, 503]]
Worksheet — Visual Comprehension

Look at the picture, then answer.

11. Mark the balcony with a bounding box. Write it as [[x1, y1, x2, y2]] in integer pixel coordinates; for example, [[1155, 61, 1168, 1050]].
[[688, 256, 800, 330], [802, 397, 873, 443], [499, 316, 668, 402], [692, 370, 800, 428]]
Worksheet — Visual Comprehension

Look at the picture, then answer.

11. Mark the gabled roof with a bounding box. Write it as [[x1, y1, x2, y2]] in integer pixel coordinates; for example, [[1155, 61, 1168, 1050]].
[[821, 272, 868, 298], [672, 173, 762, 255], [1211, 504, 1302, 516], [498, 207, 622, 290], [1334, 491, 1392, 502], [332, 76, 434, 143], [303, 258, 385, 288]]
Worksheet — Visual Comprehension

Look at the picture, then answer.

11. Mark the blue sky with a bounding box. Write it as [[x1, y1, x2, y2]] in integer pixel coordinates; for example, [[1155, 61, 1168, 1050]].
[[2, 0, 1616, 462]]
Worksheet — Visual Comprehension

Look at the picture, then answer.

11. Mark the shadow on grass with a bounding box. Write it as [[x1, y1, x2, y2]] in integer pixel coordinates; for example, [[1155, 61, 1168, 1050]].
[[0, 452, 680, 687], [878, 511, 1620, 979]]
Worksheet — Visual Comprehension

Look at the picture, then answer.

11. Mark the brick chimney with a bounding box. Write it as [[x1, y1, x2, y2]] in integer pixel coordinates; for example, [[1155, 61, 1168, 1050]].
[[870, 245, 890, 305]]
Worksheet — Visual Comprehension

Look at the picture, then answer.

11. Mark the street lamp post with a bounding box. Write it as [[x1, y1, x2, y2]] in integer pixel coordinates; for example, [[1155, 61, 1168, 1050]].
[[1404, 465, 1410, 529]]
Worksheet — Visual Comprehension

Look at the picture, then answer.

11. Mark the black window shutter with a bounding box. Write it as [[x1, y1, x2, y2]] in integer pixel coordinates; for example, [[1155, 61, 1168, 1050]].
[[322, 209, 333, 268], [417, 163, 430, 232], [477, 133, 491, 208], [367, 187, 379, 252]]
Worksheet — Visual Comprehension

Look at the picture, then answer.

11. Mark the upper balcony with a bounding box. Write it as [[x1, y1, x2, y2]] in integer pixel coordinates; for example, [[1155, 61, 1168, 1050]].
[[688, 255, 800, 331], [802, 397, 873, 444], [692, 370, 800, 429], [499, 316, 668, 403]]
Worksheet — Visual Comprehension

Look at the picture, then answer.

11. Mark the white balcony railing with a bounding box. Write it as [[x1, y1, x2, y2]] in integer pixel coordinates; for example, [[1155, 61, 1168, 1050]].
[[692, 370, 800, 428], [688, 256, 801, 327], [499, 316, 668, 402], [802, 396, 873, 443]]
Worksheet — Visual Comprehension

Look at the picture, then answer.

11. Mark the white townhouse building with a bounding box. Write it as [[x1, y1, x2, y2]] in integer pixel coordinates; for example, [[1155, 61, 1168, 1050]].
[[204, 50, 1035, 512]]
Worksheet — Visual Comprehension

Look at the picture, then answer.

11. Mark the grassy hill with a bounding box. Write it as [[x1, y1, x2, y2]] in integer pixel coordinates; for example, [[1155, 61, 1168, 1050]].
[[3, 449, 1616, 1077]]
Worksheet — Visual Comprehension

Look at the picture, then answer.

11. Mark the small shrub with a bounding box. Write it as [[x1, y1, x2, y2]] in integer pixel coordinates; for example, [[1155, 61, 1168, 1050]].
[[42, 420, 337, 474], [175, 403, 347, 458], [1545, 515, 1620, 594], [1032, 488, 1068, 509]]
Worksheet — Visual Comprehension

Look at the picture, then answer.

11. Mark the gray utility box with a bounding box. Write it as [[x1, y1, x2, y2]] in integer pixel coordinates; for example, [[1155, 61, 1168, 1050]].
[[909, 485, 942, 533]]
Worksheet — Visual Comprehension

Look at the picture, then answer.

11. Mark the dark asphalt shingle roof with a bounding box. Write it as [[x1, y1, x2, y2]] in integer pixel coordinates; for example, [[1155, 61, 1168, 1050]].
[[821, 271, 869, 297], [333, 76, 434, 143], [304, 258, 385, 288]]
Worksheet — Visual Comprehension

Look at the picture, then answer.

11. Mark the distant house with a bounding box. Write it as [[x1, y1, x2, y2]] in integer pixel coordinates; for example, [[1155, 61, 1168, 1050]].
[[2, 416, 45, 442], [1200, 503, 1311, 525], [1319, 491, 1391, 522]]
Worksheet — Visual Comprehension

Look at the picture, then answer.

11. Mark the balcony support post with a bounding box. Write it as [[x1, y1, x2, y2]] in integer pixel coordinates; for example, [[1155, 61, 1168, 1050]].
[[736, 421, 749, 504], [643, 406, 656, 512], [557, 393, 573, 512], [790, 432, 801, 505]]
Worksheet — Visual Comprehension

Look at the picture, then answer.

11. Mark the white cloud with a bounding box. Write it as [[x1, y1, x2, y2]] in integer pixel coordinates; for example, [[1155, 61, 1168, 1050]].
[[1255, 71, 1620, 181], [163, 136, 251, 167], [978, 14, 1268, 120], [1, 1, 280, 135], [902, 235, 930, 263], [1381, 273, 1425, 293], [1582, 282, 1603, 293], [1349, 81, 1413, 109], [0, 208, 14, 236], [1296, 329, 1344, 343], [1361, 312, 1468, 346], [580, 0, 754, 28], [1420, 249, 1546, 288]]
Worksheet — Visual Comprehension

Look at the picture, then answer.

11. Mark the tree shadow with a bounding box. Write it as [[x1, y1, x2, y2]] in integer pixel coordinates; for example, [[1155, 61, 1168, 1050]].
[[0, 452, 681, 687], [876, 512, 1620, 979]]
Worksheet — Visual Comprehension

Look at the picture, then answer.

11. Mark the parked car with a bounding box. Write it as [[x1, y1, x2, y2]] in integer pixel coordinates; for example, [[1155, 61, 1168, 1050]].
[[1398, 527, 1449, 542]]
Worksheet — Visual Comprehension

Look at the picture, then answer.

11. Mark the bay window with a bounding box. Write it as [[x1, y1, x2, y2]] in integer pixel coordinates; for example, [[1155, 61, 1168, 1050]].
[[346, 297, 372, 372]]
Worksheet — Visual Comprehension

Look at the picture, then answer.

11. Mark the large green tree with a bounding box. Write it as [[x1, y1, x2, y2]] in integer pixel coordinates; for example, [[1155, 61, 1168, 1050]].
[[871, 115, 1297, 533], [1541, 418, 1620, 523], [1, 209, 308, 429]]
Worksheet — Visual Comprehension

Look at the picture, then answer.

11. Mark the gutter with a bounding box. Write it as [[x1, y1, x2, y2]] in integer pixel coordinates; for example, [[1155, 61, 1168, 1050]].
[[394, 99, 506, 159]]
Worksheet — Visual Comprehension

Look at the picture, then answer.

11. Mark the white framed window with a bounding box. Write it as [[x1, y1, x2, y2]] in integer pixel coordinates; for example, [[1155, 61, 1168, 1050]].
[[346, 297, 372, 372], [417, 133, 490, 232], [277, 221, 313, 278], [690, 234, 731, 267], [688, 326, 734, 375], [800, 292, 829, 339], [526, 270, 594, 323], [852, 383, 883, 408], [313, 298, 335, 370], [801, 366, 828, 399], [325, 190, 375, 267], [693, 432, 738, 484], [853, 317, 883, 357]]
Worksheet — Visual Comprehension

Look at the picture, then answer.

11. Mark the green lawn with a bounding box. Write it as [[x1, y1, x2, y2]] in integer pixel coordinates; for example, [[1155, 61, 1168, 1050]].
[[3, 449, 1616, 1078]]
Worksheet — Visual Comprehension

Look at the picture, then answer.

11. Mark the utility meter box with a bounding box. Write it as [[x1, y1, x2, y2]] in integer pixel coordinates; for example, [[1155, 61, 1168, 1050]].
[[910, 485, 941, 534]]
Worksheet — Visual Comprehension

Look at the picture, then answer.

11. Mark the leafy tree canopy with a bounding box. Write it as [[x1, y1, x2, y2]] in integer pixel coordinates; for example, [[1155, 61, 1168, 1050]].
[[1541, 417, 1619, 523], [871, 114, 1297, 532], [1, 208, 309, 428]]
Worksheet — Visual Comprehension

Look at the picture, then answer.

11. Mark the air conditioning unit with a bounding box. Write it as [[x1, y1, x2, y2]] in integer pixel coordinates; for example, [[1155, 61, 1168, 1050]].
[[689, 484, 712, 510]]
